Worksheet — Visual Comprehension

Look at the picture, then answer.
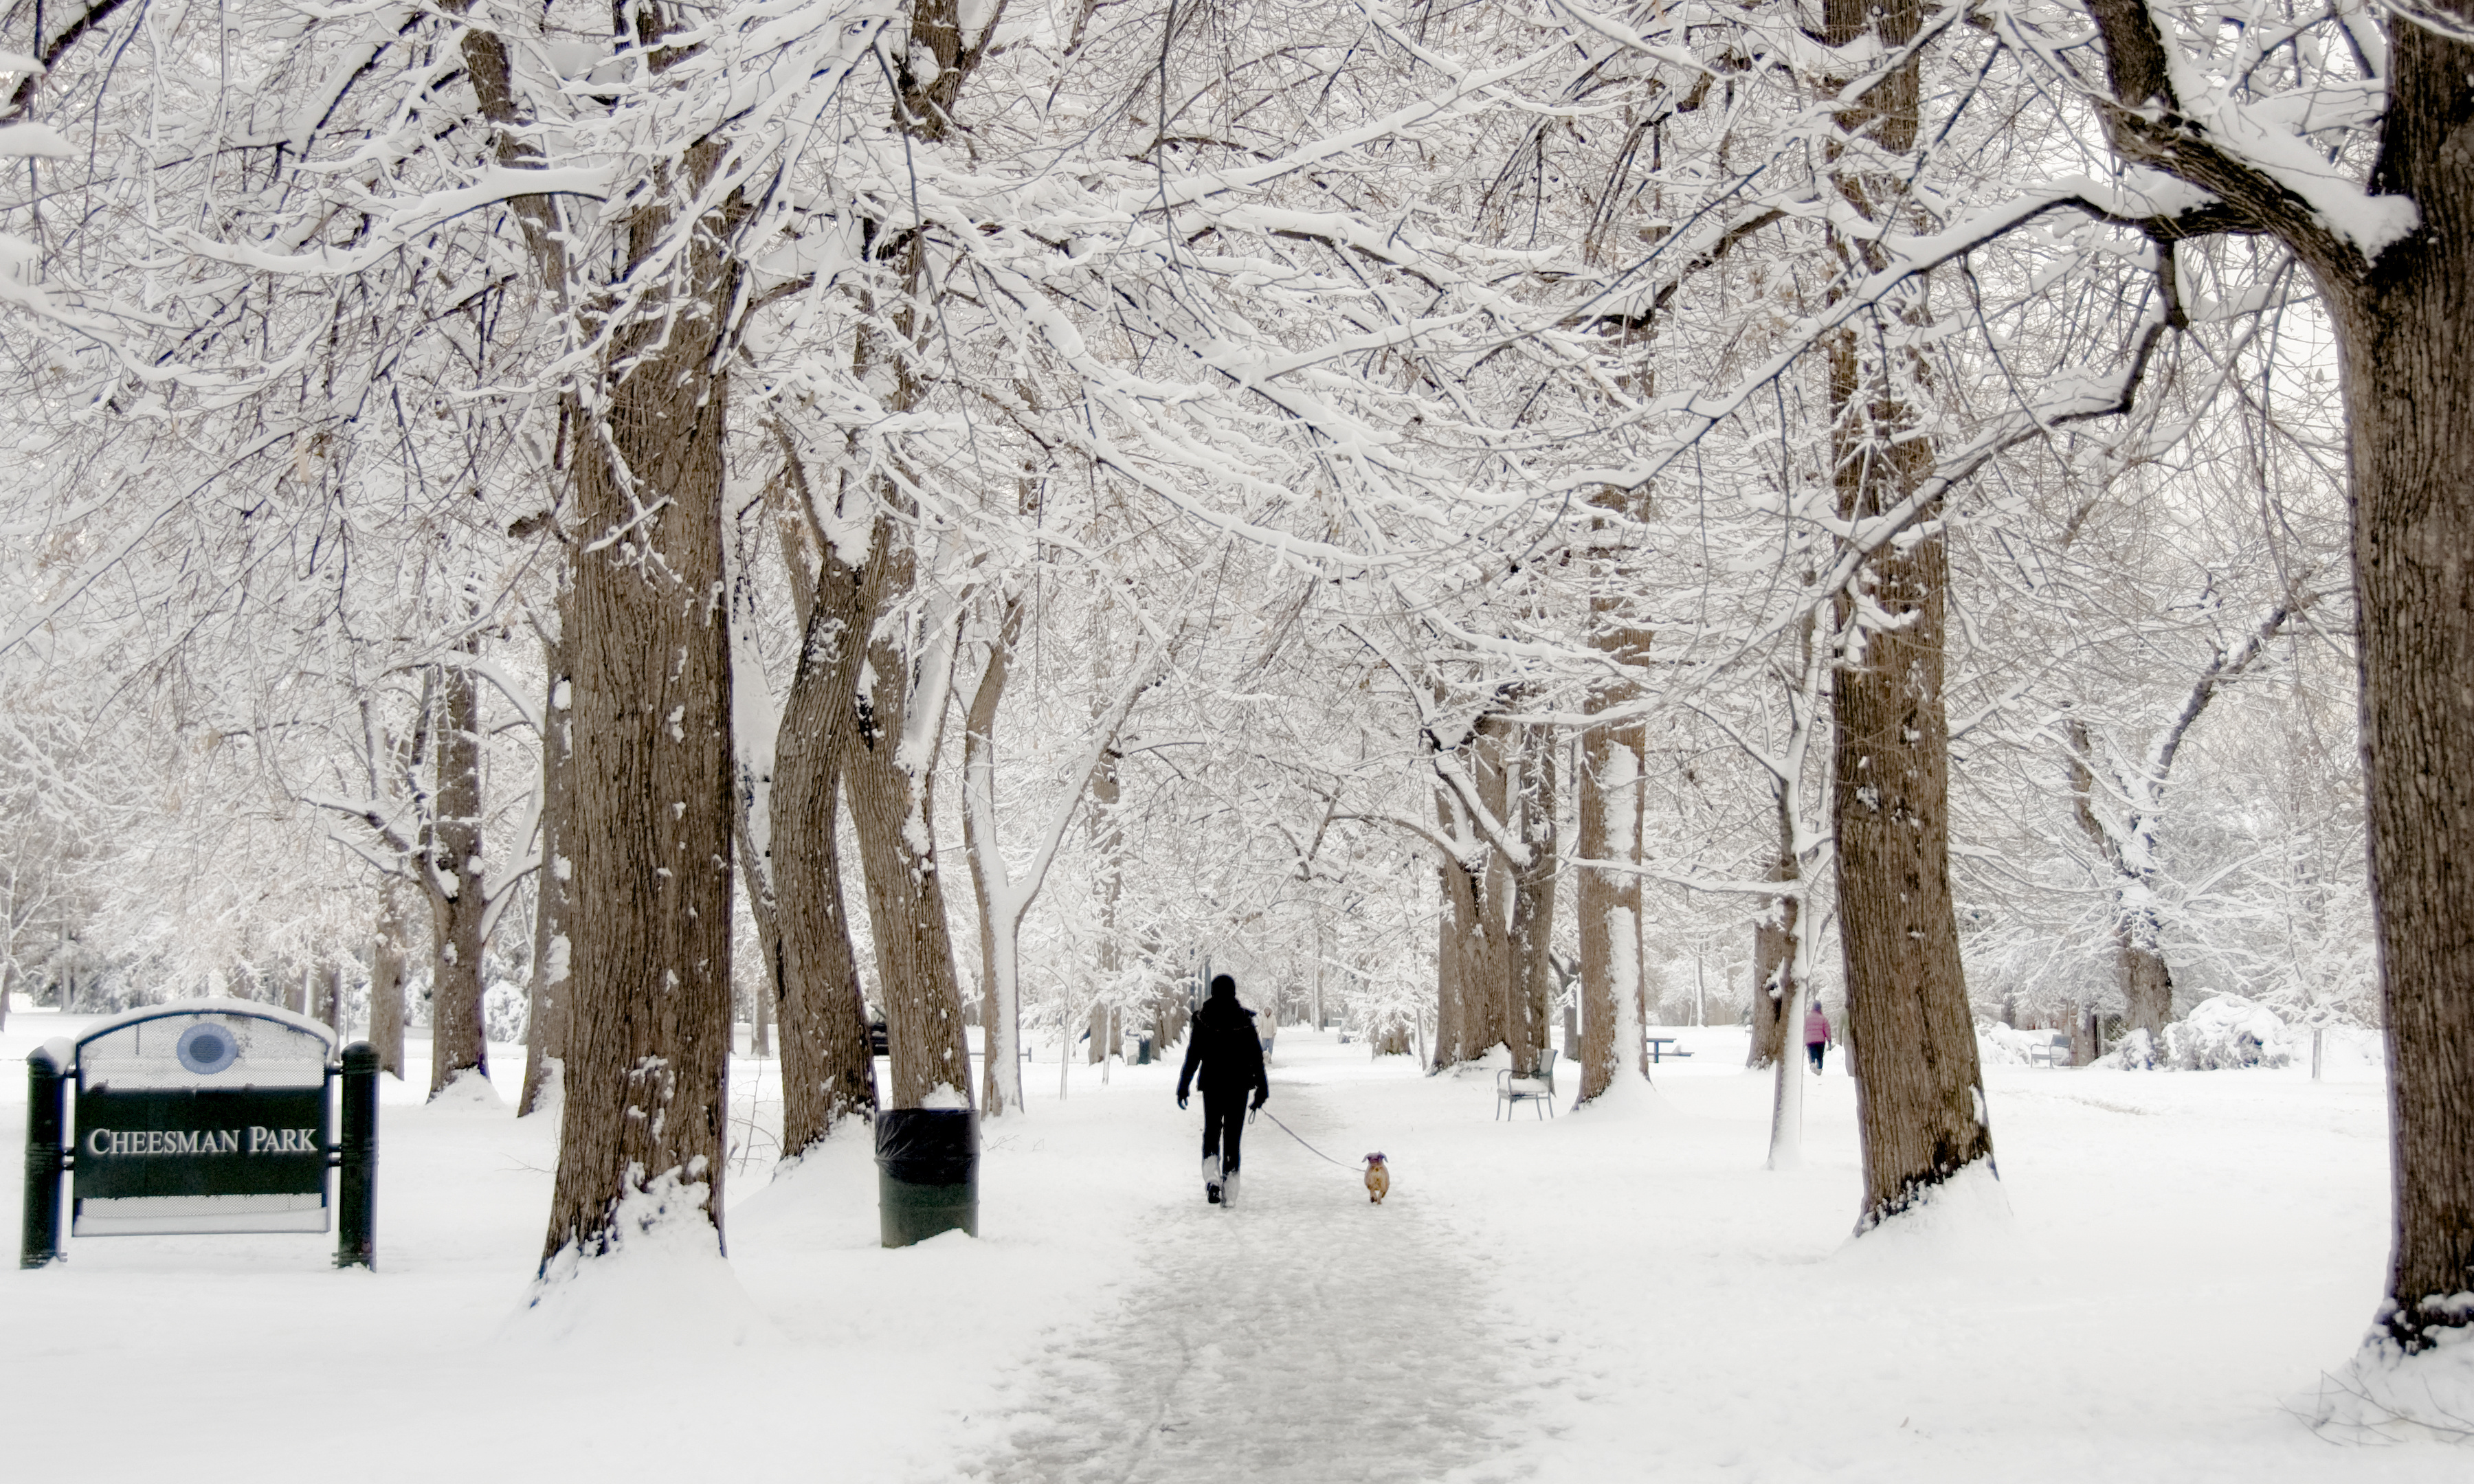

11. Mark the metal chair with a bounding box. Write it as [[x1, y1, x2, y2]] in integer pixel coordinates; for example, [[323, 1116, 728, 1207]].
[[1495, 1047, 1559, 1120]]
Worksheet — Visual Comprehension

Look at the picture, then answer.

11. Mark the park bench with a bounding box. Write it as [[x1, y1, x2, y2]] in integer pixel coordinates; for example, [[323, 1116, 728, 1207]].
[[1496, 1047, 1559, 1120], [2027, 1033, 2072, 1067]]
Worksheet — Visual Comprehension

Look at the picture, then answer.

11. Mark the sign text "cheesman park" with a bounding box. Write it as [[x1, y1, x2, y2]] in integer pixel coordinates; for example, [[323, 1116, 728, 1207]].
[[85, 1126, 323, 1156]]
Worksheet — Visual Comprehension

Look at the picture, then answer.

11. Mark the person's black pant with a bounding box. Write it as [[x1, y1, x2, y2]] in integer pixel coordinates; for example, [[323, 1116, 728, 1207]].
[[1807, 1042, 1826, 1072], [1201, 1090, 1247, 1177]]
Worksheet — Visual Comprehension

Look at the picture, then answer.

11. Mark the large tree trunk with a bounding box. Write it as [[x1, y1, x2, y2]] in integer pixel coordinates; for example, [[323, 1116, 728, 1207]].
[[1576, 727, 1648, 1094], [1748, 891, 1801, 1070], [1830, 472, 1991, 1226], [768, 743, 876, 1154], [2333, 23, 2474, 1351], [2086, 597, 2305, 1050], [2064, 720, 2176, 1044], [1578, 507, 1651, 1100], [845, 518, 974, 1110], [2075, 0, 2474, 1352], [725, 485, 785, 1070], [1746, 797, 1802, 1071], [1431, 783, 1499, 1070], [1086, 745, 1124, 1068], [1825, 0, 1992, 1230], [731, 745, 784, 1064], [2077, 1002, 2105, 1068], [1432, 859, 1467, 1070], [789, 16, 990, 1114], [370, 877, 412, 1077], [539, 170, 739, 1266], [1504, 722, 1559, 1077], [963, 597, 1030, 1116], [1467, 720, 1515, 1058], [847, 700, 973, 1106], [2062, 718, 2126, 1048], [2119, 934, 2173, 1043], [965, 803, 1012, 1108], [1428, 721, 1536, 1075], [427, 652, 489, 1097], [520, 629, 574, 1116], [768, 458, 882, 1159]]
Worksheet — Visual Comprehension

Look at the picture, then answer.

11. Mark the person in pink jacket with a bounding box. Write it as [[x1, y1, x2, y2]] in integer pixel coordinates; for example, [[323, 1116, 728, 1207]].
[[1803, 1003, 1832, 1075]]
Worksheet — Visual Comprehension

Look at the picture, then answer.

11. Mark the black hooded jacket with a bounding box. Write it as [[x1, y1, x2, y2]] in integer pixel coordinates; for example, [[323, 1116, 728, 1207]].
[[1177, 993, 1270, 1100]]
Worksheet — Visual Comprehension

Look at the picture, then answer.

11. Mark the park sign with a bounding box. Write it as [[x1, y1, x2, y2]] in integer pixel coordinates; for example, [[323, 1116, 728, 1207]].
[[75, 1002, 332, 1234], [20, 999, 379, 1269]]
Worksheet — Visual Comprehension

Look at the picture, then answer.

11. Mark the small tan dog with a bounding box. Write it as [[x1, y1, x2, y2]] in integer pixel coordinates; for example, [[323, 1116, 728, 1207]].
[[1363, 1153, 1390, 1205]]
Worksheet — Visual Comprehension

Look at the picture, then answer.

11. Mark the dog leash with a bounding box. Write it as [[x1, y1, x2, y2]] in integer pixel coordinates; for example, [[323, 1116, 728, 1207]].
[[1253, 1106, 1368, 1172]]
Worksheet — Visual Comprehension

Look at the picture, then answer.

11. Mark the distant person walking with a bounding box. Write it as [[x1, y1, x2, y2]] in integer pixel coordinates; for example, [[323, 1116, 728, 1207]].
[[1177, 974, 1270, 1205], [1803, 1001, 1832, 1075]]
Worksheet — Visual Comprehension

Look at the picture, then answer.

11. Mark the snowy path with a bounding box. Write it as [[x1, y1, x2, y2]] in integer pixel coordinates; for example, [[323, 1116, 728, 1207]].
[[968, 1082, 1527, 1484], [12, 1013, 2451, 1484]]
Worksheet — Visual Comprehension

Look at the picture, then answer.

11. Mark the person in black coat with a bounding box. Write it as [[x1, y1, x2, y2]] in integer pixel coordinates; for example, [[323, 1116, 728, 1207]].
[[1177, 973, 1270, 1205]]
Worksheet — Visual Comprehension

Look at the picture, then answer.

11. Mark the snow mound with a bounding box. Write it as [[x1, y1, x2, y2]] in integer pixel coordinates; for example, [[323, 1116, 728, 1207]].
[[427, 1065, 505, 1107], [517, 1167, 779, 1351], [2297, 1326, 2474, 1446], [1568, 1069, 1686, 1125], [1449, 1044, 1514, 1076], [1976, 1022, 2053, 1066], [731, 1117, 875, 1224], [1833, 1162, 2018, 1277]]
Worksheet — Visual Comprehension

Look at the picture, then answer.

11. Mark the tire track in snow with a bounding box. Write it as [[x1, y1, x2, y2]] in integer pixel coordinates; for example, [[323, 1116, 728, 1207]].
[[966, 1086, 1527, 1484]]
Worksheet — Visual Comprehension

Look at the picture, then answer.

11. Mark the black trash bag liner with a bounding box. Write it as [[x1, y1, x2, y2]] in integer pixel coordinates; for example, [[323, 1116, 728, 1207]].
[[875, 1108, 979, 1247], [875, 1108, 978, 1186]]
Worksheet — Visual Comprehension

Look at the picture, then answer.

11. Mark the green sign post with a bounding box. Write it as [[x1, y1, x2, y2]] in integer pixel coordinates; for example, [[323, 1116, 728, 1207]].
[[20, 1000, 377, 1269]]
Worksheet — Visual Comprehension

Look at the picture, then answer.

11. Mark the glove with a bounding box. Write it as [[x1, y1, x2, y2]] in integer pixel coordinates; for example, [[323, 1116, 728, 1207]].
[[1177, 1091, 1189, 1110], [1250, 1088, 1267, 1111]]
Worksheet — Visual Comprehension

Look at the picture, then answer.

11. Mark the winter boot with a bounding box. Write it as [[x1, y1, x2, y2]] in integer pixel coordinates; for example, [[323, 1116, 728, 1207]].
[[1203, 1154, 1223, 1204], [1220, 1170, 1240, 1208]]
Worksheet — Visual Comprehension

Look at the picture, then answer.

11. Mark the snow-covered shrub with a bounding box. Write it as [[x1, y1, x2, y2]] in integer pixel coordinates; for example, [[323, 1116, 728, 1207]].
[[2163, 994, 2293, 1070], [2102, 1028, 2161, 1070], [2098, 998, 2295, 1070], [484, 979, 529, 1046]]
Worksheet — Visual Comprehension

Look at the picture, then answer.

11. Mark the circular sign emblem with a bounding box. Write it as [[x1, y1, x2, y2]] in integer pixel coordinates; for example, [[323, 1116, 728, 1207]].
[[175, 1021, 240, 1075]]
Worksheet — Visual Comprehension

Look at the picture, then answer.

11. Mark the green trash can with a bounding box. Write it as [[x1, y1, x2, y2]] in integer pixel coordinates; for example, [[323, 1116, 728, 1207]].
[[1135, 1035, 1154, 1065], [875, 1108, 977, 1248]]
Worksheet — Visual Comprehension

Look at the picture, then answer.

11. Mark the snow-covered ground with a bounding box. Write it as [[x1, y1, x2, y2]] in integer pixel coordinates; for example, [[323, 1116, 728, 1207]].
[[1, 1010, 2454, 1482]]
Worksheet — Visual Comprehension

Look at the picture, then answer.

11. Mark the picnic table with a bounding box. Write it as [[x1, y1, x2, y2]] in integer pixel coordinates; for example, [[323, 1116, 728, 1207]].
[[1646, 1037, 1694, 1064]]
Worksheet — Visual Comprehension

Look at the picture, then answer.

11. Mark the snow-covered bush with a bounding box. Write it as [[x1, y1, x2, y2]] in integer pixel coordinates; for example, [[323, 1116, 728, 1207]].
[[2099, 998, 2293, 1070], [483, 980, 529, 1047], [2102, 1028, 2161, 1070], [2163, 995, 2293, 1070]]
